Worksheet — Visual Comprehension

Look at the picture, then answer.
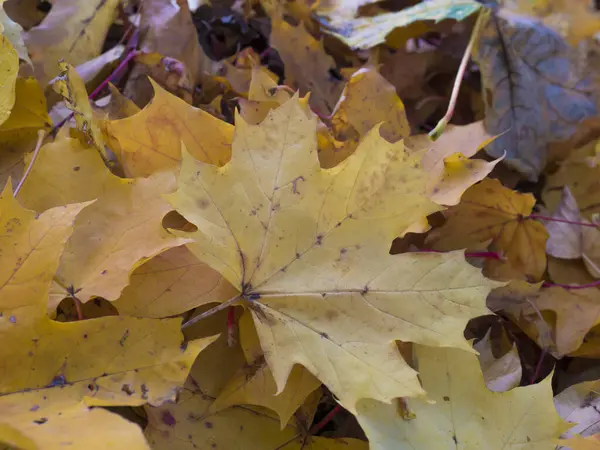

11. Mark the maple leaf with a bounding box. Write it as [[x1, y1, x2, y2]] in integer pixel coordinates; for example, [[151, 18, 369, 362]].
[[113, 245, 238, 318], [427, 178, 549, 281], [545, 187, 600, 279], [0, 27, 18, 128], [555, 379, 600, 447], [24, 0, 120, 85], [210, 311, 321, 428], [0, 77, 51, 189], [104, 79, 232, 177], [543, 140, 600, 221], [475, 8, 598, 181], [488, 281, 600, 357], [320, 0, 481, 49], [355, 345, 570, 449], [53, 170, 190, 303], [0, 0, 30, 65], [270, 17, 343, 115], [473, 328, 522, 392], [0, 181, 214, 447], [168, 95, 498, 411]]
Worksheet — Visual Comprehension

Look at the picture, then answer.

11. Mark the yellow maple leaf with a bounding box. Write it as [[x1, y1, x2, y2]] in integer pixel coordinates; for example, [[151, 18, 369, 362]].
[[53, 171, 190, 303], [270, 17, 343, 115], [210, 311, 321, 428], [24, 0, 120, 85], [104, 79, 233, 177], [0, 180, 215, 447], [0, 77, 51, 189], [17, 135, 110, 213], [0, 30, 18, 128], [169, 96, 497, 411], [427, 178, 549, 281], [355, 345, 570, 449], [113, 245, 238, 318], [330, 66, 410, 144]]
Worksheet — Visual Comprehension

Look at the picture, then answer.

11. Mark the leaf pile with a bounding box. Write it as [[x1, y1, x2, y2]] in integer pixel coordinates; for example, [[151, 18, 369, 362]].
[[2, 0, 600, 448]]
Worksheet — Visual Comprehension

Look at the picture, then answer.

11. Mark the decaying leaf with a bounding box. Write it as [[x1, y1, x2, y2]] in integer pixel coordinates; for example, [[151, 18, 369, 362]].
[[475, 9, 598, 180], [488, 281, 600, 357], [427, 178, 549, 281], [473, 328, 522, 392], [355, 345, 570, 449], [169, 95, 498, 411], [0, 0, 30, 65], [24, 0, 120, 85]]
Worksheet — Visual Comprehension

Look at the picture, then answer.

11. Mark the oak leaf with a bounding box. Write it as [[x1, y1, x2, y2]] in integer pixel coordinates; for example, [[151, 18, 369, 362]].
[[427, 178, 549, 281], [355, 345, 569, 449], [169, 95, 497, 411]]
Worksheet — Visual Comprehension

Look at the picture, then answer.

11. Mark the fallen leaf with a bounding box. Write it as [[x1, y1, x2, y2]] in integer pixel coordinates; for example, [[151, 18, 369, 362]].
[[124, 0, 210, 106], [474, 328, 522, 392], [544, 187, 600, 279], [543, 140, 600, 221], [320, 0, 481, 49], [0, 29, 19, 127], [169, 95, 497, 411], [54, 171, 190, 303], [330, 66, 410, 143], [355, 345, 569, 449], [270, 17, 343, 115], [0, 180, 213, 447], [488, 281, 600, 357], [475, 9, 598, 181], [406, 121, 501, 205], [210, 310, 321, 427], [0, 76, 51, 188], [0, 0, 30, 65], [104, 79, 233, 177], [24, 0, 120, 85], [427, 178, 549, 281], [52, 62, 109, 161], [555, 380, 600, 442], [113, 245, 238, 318], [17, 135, 111, 213]]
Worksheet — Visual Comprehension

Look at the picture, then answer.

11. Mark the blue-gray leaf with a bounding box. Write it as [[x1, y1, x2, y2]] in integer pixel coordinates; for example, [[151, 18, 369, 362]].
[[475, 10, 598, 181]]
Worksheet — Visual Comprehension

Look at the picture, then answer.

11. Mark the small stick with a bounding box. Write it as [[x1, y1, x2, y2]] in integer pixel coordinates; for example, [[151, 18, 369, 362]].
[[182, 295, 242, 329], [429, 9, 486, 140], [14, 130, 46, 197]]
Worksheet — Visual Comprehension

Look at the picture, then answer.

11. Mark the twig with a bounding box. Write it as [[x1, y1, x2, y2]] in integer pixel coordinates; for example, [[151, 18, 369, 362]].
[[182, 295, 242, 329], [429, 9, 486, 140], [542, 280, 600, 290], [528, 214, 598, 228], [310, 404, 343, 435], [13, 130, 46, 197]]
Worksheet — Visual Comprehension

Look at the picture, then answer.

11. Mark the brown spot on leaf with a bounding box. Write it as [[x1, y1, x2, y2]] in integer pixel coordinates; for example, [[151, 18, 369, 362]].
[[204, 421, 213, 429], [196, 198, 210, 209], [161, 410, 177, 427]]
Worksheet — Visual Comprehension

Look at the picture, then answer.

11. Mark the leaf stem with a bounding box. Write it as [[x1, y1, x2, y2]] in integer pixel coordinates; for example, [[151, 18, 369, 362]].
[[542, 280, 600, 290], [529, 348, 547, 384], [13, 130, 46, 197], [227, 306, 236, 347], [310, 404, 343, 435], [528, 214, 598, 228], [182, 294, 242, 329], [429, 9, 486, 140]]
